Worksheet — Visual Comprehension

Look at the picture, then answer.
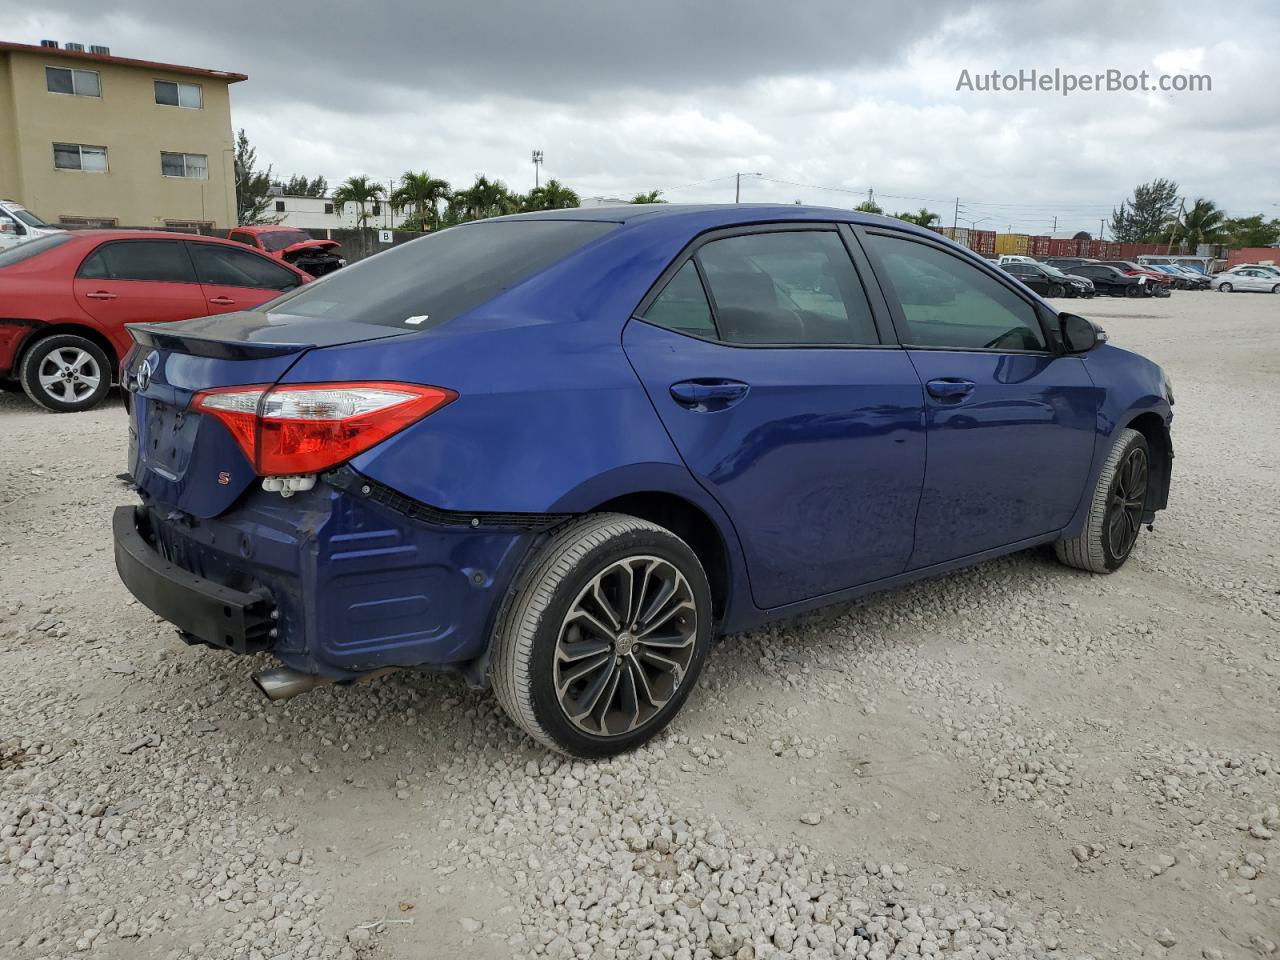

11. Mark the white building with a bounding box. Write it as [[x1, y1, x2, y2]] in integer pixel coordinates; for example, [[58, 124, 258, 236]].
[[266, 193, 413, 230]]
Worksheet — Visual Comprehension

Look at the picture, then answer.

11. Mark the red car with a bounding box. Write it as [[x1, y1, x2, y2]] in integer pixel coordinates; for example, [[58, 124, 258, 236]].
[[0, 230, 311, 412], [226, 226, 346, 277]]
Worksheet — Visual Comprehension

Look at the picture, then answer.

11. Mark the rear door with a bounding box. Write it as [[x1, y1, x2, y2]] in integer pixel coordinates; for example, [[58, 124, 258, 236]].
[[1006, 264, 1049, 294], [623, 224, 926, 610], [858, 227, 1100, 569], [187, 242, 304, 315], [73, 239, 208, 357]]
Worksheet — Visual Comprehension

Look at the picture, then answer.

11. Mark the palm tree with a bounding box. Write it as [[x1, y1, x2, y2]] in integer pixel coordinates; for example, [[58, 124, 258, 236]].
[[453, 175, 520, 221], [391, 171, 451, 231], [892, 208, 939, 227], [631, 190, 666, 204], [1174, 198, 1226, 251], [332, 175, 384, 228], [524, 179, 580, 211], [854, 199, 883, 215]]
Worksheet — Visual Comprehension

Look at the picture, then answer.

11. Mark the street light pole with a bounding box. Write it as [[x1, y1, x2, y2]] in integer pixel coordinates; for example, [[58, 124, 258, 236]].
[[735, 172, 762, 203], [531, 150, 543, 190]]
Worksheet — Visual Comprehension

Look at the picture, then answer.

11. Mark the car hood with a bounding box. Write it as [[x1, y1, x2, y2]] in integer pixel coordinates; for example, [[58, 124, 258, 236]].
[[282, 239, 341, 256]]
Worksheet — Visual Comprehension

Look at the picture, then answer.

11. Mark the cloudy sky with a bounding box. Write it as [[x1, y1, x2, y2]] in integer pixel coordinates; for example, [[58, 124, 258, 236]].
[[5, 1, 1278, 234]]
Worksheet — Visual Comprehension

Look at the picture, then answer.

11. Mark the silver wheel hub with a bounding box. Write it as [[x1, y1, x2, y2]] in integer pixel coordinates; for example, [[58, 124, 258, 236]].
[[37, 347, 100, 403], [554, 555, 698, 738]]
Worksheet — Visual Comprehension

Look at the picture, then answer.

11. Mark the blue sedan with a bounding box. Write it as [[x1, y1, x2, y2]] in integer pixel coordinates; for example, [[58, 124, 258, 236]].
[[113, 205, 1173, 757]]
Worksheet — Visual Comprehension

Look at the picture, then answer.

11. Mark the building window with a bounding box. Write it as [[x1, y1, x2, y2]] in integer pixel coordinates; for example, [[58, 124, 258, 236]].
[[46, 66, 101, 97], [324, 202, 334, 215], [371, 203, 381, 216], [160, 152, 208, 179], [53, 143, 108, 172], [154, 80, 203, 109], [59, 215, 118, 228], [163, 220, 216, 232], [274, 200, 286, 212]]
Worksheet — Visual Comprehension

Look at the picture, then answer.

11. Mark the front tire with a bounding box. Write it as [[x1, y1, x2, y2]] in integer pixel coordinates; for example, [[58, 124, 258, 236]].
[[1047, 283, 1066, 298], [1055, 428, 1150, 573], [19, 334, 112, 412], [1218, 282, 1233, 293], [491, 513, 714, 758]]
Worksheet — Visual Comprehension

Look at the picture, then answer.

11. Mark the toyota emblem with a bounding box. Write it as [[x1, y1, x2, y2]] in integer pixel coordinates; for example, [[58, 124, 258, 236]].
[[135, 358, 153, 392]]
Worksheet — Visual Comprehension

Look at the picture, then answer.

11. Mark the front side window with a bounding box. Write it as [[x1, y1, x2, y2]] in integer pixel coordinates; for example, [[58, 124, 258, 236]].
[[866, 233, 1047, 352], [189, 244, 300, 290], [642, 261, 715, 336], [694, 230, 879, 345], [46, 66, 101, 97], [53, 142, 108, 172], [161, 152, 208, 179], [77, 241, 196, 283], [154, 80, 203, 108]]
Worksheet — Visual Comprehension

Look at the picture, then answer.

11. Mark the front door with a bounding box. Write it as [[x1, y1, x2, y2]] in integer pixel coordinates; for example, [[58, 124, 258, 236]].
[[623, 226, 926, 610], [859, 229, 1100, 568]]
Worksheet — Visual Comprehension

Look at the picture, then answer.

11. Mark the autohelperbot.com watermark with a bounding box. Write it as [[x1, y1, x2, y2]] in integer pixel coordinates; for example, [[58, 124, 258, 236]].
[[956, 68, 1211, 96]]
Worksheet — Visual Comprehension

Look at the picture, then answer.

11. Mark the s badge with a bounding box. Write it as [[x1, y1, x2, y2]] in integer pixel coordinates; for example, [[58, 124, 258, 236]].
[[217, 471, 232, 485]]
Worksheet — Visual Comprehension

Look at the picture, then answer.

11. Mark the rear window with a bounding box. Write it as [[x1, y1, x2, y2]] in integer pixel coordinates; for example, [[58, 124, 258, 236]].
[[267, 220, 616, 328], [0, 233, 71, 268], [259, 229, 311, 252]]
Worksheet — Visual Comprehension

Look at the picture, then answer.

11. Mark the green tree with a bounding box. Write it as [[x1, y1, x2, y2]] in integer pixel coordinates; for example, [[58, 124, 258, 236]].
[[893, 207, 939, 227], [630, 190, 666, 204], [524, 179, 580, 211], [1110, 178, 1179, 242], [391, 170, 452, 231], [332, 175, 385, 227], [451, 175, 520, 222], [1222, 214, 1280, 249], [278, 174, 327, 198], [1168, 197, 1226, 251], [233, 129, 278, 226], [854, 199, 883, 215]]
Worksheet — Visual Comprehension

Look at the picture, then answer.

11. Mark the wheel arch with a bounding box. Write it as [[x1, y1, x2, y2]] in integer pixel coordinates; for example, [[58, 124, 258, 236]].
[[1123, 410, 1172, 519]]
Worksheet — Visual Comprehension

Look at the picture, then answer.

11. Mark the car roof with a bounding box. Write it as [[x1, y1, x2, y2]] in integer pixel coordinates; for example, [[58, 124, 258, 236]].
[[53, 229, 243, 247], [487, 203, 935, 233], [232, 226, 303, 234]]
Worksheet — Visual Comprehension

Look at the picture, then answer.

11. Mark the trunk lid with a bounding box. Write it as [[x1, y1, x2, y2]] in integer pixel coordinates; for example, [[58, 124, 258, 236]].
[[126, 310, 413, 518], [281, 238, 340, 257]]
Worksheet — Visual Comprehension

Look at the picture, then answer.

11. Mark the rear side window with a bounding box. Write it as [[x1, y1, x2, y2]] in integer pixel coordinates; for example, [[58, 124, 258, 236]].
[[77, 240, 195, 283], [0, 232, 71, 268], [642, 261, 716, 336], [695, 231, 878, 345], [267, 220, 616, 328], [865, 234, 1047, 352], [189, 244, 301, 290]]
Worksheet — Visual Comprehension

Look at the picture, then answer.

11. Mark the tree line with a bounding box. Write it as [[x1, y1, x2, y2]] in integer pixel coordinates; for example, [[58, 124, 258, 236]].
[[1110, 179, 1279, 250], [235, 130, 666, 230]]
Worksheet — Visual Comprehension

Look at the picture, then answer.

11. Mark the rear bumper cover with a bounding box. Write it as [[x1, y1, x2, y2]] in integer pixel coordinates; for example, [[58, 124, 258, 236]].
[[112, 478, 538, 679], [113, 506, 276, 653]]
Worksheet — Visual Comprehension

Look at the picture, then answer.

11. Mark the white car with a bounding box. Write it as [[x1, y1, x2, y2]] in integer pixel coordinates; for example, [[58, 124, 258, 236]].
[[1221, 262, 1280, 280], [1212, 267, 1280, 293], [0, 201, 59, 248]]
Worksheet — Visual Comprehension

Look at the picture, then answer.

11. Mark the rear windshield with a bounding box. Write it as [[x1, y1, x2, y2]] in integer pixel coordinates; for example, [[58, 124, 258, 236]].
[[259, 229, 312, 252], [0, 232, 71, 268], [267, 220, 616, 328]]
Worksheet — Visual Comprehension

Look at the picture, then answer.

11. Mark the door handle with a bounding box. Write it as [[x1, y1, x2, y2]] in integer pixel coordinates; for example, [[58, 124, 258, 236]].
[[85, 291, 117, 301], [209, 297, 236, 306], [926, 378, 976, 401], [669, 379, 749, 408]]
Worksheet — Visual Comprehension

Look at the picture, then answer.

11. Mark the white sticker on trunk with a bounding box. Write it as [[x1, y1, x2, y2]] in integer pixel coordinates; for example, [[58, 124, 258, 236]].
[[405, 315, 429, 325]]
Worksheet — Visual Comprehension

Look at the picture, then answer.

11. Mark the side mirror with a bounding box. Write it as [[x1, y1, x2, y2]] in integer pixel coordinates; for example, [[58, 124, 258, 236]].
[[1059, 312, 1106, 353]]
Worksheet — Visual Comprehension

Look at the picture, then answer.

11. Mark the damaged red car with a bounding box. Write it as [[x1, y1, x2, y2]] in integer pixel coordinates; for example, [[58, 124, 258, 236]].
[[227, 226, 347, 277]]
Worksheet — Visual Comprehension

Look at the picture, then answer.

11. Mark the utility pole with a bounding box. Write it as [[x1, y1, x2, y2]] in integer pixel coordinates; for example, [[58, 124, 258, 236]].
[[1166, 197, 1186, 255], [1099, 218, 1105, 241], [952, 197, 959, 232], [531, 150, 543, 190], [734, 172, 762, 203], [867, 187, 875, 209], [1052, 216, 1058, 232]]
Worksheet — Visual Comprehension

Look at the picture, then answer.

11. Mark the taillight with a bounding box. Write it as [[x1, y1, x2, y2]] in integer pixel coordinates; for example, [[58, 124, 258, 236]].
[[193, 382, 456, 476]]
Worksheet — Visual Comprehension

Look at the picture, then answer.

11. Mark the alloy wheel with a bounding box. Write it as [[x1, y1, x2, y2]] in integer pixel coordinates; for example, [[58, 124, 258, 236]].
[[554, 555, 697, 738], [1106, 447, 1147, 560], [37, 347, 101, 404]]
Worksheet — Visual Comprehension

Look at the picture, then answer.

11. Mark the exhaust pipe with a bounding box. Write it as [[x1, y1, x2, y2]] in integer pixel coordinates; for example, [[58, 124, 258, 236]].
[[251, 666, 397, 702]]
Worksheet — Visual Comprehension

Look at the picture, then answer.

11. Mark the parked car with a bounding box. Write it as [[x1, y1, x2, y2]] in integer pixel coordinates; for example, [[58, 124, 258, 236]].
[[0, 231, 311, 411], [0, 200, 60, 249], [1150, 264, 1209, 290], [1211, 267, 1280, 293], [227, 226, 346, 277], [112, 205, 1173, 757], [1062, 263, 1150, 297], [997, 254, 1039, 265], [1042, 256, 1096, 271], [1097, 260, 1173, 296], [1000, 261, 1092, 298], [1219, 263, 1280, 281]]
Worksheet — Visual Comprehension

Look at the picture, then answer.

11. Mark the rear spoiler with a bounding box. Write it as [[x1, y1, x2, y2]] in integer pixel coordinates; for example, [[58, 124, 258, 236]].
[[127, 323, 310, 360]]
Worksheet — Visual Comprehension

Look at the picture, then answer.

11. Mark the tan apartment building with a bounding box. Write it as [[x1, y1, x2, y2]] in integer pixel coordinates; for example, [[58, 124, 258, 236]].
[[0, 40, 246, 228]]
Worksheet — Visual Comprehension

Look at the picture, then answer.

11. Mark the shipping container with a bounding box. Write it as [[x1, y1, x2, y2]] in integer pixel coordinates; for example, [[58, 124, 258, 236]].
[[994, 233, 1031, 256], [1103, 242, 1122, 259], [938, 226, 971, 246], [1047, 238, 1081, 257], [970, 230, 997, 256], [1030, 236, 1050, 256]]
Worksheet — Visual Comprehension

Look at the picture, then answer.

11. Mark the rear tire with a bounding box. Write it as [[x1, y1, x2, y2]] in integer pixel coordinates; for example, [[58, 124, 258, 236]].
[[1124, 284, 1143, 298], [1218, 282, 1233, 293], [19, 334, 112, 413], [1055, 428, 1150, 574], [1272, 285, 1280, 294], [491, 513, 714, 758]]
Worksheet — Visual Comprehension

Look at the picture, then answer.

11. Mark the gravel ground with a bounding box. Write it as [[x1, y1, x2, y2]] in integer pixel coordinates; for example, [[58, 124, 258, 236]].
[[0, 291, 1277, 960]]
